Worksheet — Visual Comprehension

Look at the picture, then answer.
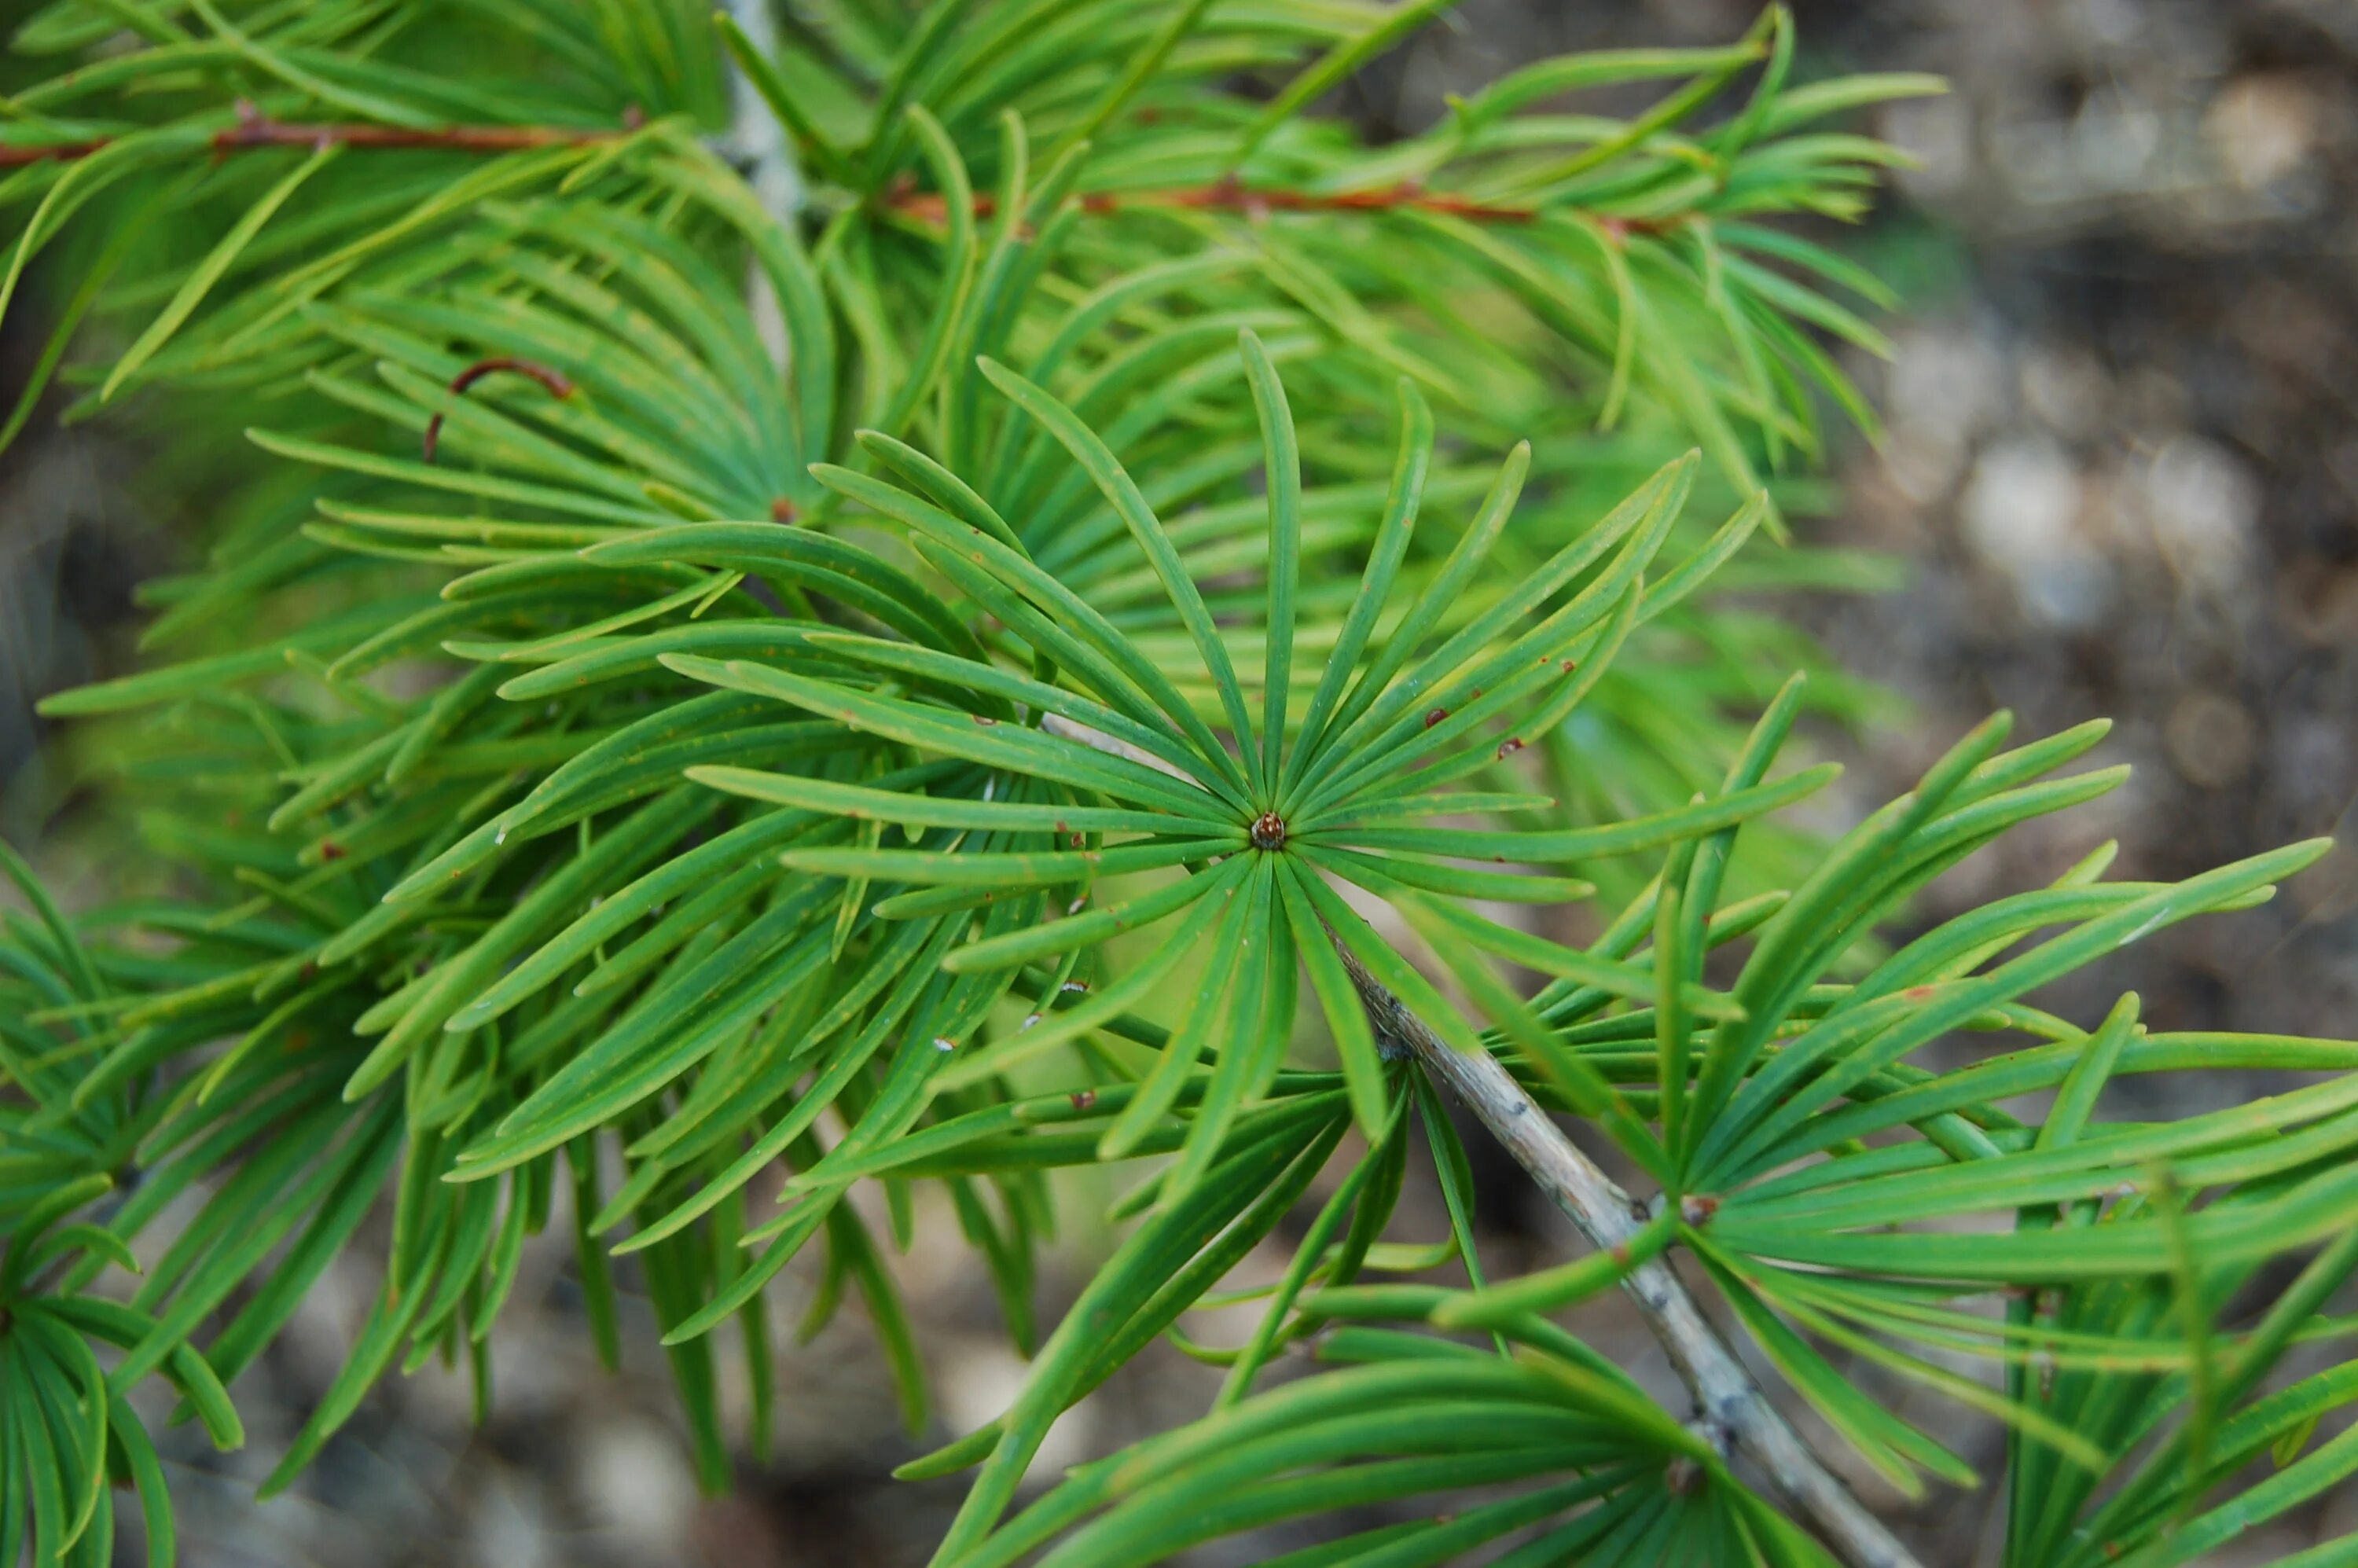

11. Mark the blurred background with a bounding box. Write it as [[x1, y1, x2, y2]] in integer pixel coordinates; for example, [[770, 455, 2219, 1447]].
[[3, 0, 2356, 1562]]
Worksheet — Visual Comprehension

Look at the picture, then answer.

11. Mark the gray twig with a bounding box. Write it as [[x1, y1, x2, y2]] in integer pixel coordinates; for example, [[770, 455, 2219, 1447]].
[[1037, 713, 1923, 1568], [718, 0, 802, 373], [1331, 942, 1923, 1568], [718, 0, 801, 224]]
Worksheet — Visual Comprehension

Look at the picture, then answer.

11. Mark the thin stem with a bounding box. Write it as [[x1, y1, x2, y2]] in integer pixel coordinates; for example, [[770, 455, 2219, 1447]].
[[1335, 944, 1924, 1568], [0, 115, 622, 168], [0, 119, 1672, 238], [421, 357, 573, 464], [718, 0, 803, 369], [1039, 713, 1920, 1568], [887, 176, 1543, 226], [718, 0, 801, 224]]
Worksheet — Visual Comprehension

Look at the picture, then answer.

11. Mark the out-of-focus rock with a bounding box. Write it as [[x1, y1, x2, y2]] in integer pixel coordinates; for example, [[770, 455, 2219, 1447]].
[[2163, 689, 2260, 789], [2206, 73, 2321, 190], [577, 1419, 700, 1560], [1960, 438, 2112, 626], [2135, 434, 2260, 591]]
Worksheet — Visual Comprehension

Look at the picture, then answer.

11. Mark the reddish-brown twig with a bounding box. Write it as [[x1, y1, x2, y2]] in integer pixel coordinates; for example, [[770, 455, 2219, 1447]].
[[883, 178, 1693, 241], [0, 114, 623, 170], [422, 357, 574, 464], [0, 122, 1668, 240], [887, 176, 1541, 227]]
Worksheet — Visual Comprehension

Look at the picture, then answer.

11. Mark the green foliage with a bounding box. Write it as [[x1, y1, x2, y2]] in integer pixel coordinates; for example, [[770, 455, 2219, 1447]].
[[1, 2, 2350, 1566]]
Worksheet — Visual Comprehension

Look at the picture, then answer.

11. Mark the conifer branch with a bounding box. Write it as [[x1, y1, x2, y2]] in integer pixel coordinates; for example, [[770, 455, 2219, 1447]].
[[885, 176, 1548, 226], [0, 121, 1661, 236], [1040, 712, 1918, 1568], [28, 15, 2320, 1563], [1333, 945, 1926, 1568], [0, 112, 625, 167]]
